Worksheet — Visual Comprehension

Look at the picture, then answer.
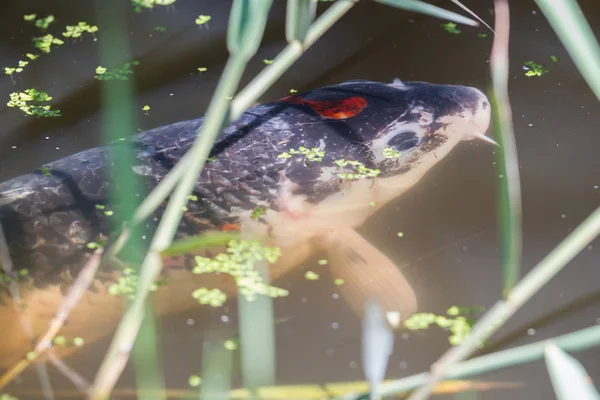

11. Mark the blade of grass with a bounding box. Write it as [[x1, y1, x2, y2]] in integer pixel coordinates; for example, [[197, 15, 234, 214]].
[[544, 342, 600, 400], [373, 0, 479, 26], [199, 329, 234, 400], [95, 1, 164, 399], [89, 1, 275, 397], [488, 0, 522, 297], [448, 0, 495, 34], [132, 301, 165, 400], [362, 299, 394, 400], [534, 0, 600, 100], [237, 261, 276, 392], [349, 323, 600, 399], [286, 0, 318, 43]]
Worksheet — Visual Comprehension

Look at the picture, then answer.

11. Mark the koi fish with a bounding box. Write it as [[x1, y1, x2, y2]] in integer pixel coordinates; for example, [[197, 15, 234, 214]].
[[0, 78, 493, 370]]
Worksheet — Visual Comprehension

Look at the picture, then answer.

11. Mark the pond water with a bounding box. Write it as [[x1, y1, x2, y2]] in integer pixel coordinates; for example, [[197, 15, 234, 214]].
[[0, 0, 599, 399]]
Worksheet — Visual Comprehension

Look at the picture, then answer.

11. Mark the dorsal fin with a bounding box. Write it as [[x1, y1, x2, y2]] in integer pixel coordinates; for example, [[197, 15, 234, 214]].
[[390, 78, 407, 89]]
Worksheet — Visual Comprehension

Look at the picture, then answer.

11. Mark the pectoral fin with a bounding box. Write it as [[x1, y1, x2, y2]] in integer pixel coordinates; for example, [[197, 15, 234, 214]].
[[325, 228, 417, 328]]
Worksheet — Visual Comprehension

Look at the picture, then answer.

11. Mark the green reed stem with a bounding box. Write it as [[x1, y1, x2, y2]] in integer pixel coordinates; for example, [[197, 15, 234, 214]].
[[373, 0, 478, 26], [238, 262, 276, 392], [487, 0, 522, 297]]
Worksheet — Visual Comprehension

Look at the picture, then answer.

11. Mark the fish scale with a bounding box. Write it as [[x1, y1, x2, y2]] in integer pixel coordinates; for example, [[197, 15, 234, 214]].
[[0, 79, 494, 370]]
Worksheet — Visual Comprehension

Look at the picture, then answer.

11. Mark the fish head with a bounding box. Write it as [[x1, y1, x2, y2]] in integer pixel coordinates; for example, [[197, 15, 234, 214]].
[[302, 79, 493, 203]]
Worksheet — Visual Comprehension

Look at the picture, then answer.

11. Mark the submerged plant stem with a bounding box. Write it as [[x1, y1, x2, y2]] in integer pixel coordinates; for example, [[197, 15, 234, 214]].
[[488, 0, 522, 297]]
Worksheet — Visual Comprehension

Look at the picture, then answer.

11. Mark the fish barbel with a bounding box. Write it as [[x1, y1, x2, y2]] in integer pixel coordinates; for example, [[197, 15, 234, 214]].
[[0, 78, 493, 369]]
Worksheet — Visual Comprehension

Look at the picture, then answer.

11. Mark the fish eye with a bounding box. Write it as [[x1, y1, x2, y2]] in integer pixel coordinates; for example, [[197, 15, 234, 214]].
[[387, 132, 420, 151]]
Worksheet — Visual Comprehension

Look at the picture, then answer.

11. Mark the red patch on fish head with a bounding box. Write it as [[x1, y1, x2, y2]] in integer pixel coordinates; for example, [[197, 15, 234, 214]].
[[280, 95, 367, 120]]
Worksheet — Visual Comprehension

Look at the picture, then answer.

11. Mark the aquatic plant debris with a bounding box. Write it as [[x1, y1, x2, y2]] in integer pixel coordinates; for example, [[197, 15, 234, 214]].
[[224, 339, 239, 350], [382, 146, 401, 159], [4, 61, 28, 76], [7, 89, 61, 117], [192, 239, 288, 303], [63, 22, 98, 38], [523, 60, 549, 77], [95, 60, 139, 80], [192, 287, 226, 307], [188, 375, 202, 387], [24, 14, 55, 30], [108, 268, 161, 299], [33, 34, 64, 53], [334, 159, 380, 180], [305, 271, 319, 280], [278, 146, 324, 162], [195, 15, 211, 25], [251, 207, 266, 220], [404, 305, 484, 346], [132, 0, 176, 12], [441, 21, 461, 34]]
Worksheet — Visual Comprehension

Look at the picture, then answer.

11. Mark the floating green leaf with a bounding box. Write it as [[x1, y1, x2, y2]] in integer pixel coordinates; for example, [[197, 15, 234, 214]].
[[7, 88, 61, 117], [195, 15, 211, 25], [63, 22, 98, 38], [35, 15, 55, 30], [33, 34, 64, 53], [441, 21, 461, 34], [132, 0, 176, 12], [523, 60, 549, 77], [94, 60, 139, 80]]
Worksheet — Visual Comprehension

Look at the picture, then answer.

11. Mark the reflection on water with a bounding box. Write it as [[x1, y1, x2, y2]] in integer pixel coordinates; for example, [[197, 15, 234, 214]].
[[1, 0, 599, 399]]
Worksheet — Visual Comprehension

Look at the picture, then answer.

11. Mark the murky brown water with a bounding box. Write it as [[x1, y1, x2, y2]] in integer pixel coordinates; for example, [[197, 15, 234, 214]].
[[1, 0, 599, 399]]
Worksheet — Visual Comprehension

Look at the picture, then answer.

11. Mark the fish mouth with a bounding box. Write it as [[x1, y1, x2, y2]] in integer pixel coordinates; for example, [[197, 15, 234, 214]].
[[462, 87, 497, 146]]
